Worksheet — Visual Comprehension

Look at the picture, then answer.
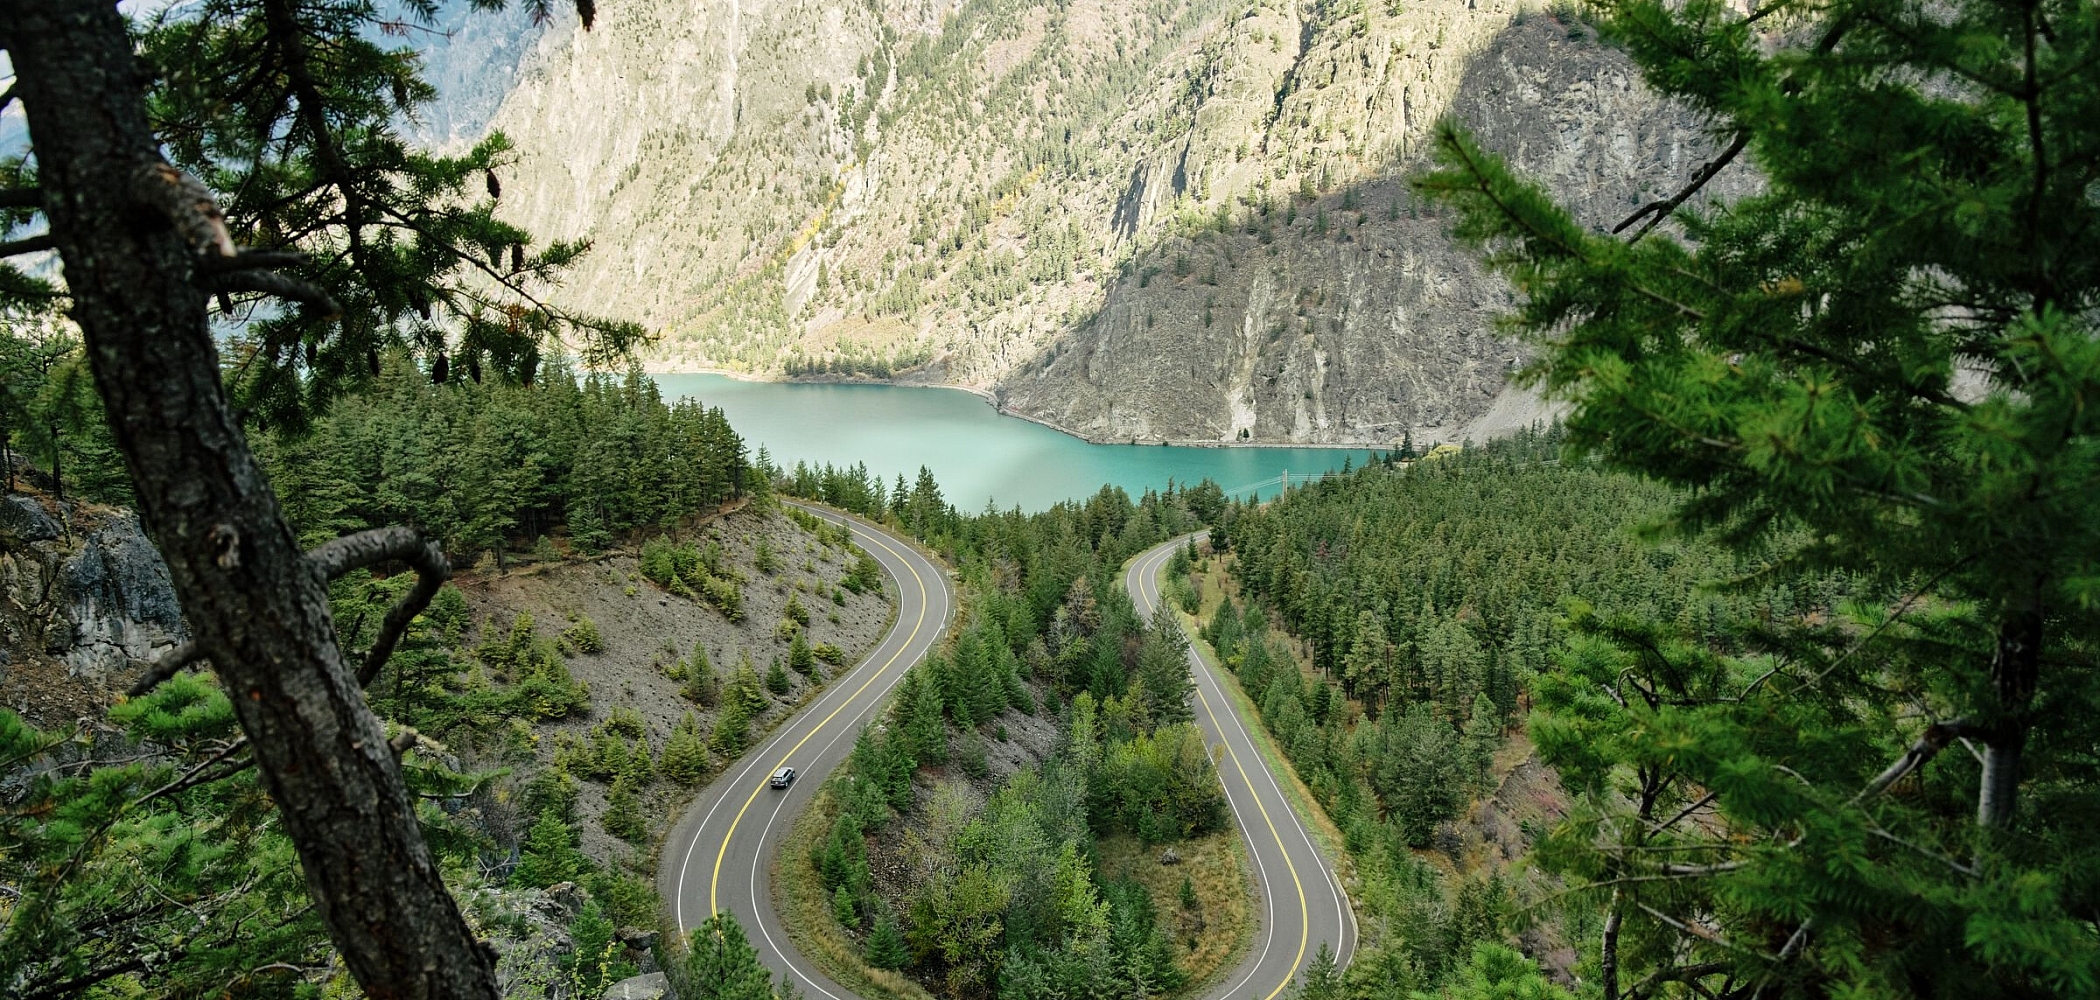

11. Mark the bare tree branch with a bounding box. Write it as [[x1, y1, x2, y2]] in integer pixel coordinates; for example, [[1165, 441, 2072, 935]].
[[1851, 718, 1979, 804], [194, 248, 310, 273], [125, 640, 208, 697], [0, 187, 43, 210], [306, 527, 450, 686], [205, 268, 341, 317], [130, 162, 235, 258], [1615, 132, 1751, 241], [0, 234, 57, 258]]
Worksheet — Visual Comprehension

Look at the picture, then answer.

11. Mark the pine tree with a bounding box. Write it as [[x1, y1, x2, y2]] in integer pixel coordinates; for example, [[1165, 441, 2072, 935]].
[[661, 712, 710, 786], [1419, 0, 2100, 990], [514, 810, 587, 889], [864, 910, 909, 970], [833, 884, 860, 929], [765, 657, 792, 696], [789, 633, 817, 676], [602, 776, 646, 843], [1137, 602, 1194, 726], [683, 644, 720, 706], [678, 912, 779, 1000]]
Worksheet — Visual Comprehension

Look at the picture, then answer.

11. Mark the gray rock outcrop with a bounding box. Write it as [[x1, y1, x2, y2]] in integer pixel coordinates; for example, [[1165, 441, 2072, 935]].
[[0, 499, 187, 684]]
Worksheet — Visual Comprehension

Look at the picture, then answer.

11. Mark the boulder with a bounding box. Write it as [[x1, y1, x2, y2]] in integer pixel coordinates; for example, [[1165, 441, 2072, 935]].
[[1158, 848, 1182, 866], [602, 972, 668, 1000]]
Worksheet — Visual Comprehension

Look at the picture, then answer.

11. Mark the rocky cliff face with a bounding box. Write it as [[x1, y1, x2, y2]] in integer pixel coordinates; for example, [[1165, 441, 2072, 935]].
[[476, 0, 1751, 445], [0, 495, 187, 720]]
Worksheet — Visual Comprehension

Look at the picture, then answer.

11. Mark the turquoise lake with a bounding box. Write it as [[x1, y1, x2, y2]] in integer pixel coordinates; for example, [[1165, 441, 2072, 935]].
[[653, 374, 1378, 512]]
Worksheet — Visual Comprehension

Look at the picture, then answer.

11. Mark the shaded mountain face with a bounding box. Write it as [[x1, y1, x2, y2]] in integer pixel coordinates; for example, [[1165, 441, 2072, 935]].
[[463, 0, 1749, 445]]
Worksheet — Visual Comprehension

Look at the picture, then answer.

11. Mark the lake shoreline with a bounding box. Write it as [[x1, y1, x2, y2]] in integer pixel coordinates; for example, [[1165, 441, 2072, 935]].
[[641, 364, 1387, 452]]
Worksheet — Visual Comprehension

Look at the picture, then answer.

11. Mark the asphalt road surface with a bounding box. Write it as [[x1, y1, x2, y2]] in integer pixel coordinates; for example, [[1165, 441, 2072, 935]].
[[659, 500, 953, 1000], [659, 516, 1354, 1000], [1125, 533, 1358, 1000]]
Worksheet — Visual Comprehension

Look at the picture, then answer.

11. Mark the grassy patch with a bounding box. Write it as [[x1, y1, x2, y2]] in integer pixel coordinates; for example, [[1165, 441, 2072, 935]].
[[1097, 830, 1254, 997], [773, 785, 938, 1000]]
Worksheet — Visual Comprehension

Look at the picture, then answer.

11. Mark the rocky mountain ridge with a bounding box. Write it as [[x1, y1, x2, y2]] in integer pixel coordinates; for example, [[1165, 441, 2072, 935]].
[[476, 0, 1751, 445]]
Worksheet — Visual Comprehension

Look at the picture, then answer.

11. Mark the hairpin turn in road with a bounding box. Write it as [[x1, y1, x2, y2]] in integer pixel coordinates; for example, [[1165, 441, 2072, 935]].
[[1125, 533, 1357, 1000]]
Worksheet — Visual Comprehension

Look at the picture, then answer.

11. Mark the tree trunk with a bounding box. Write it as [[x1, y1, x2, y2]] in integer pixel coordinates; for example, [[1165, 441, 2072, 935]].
[[5, 3, 499, 997], [1978, 592, 2043, 828]]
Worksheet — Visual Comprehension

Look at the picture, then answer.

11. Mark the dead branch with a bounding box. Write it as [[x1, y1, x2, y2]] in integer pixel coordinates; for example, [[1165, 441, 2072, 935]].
[[1615, 132, 1751, 242], [130, 162, 235, 258], [0, 234, 57, 258], [205, 268, 341, 318]]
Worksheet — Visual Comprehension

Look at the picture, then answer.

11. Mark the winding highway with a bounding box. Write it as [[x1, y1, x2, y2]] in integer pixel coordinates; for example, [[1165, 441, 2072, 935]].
[[658, 514, 1355, 1000], [1125, 534, 1358, 1000], [659, 500, 954, 999]]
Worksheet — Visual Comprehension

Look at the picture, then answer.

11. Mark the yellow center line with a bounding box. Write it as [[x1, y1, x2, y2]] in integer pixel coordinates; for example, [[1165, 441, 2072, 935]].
[[1147, 540, 1309, 1000], [709, 511, 932, 916], [1195, 683, 1309, 1000]]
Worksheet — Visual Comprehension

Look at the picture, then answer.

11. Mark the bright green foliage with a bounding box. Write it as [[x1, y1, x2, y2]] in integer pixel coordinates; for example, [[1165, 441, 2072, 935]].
[[865, 910, 910, 969], [834, 885, 862, 930], [1413, 0, 2100, 990], [0, 680, 329, 998], [639, 537, 746, 620], [661, 713, 711, 786], [563, 901, 639, 997], [728, 653, 768, 715], [667, 911, 797, 1000], [1411, 942, 1571, 1000], [514, 810, 589, 889], [1091, 723, 1227, 844], [560, 616, 604, 655], [789, 633, 818, 676], [710, 698, 752, 761], [755, 538, 781, 575]]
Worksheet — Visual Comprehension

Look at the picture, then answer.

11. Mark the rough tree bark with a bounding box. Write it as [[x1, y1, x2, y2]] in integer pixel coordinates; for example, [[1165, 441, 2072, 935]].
[[2, 2, 500, 997]]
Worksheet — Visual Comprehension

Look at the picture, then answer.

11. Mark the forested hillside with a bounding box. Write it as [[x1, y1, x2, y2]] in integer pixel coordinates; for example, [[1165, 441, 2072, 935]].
[[771, 470, 1250, 1000]]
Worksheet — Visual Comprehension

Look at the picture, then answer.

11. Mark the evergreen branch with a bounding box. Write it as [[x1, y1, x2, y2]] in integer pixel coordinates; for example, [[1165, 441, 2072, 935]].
[[1614, 131, 1750, 242], [0, 235, 57, 258], [259, 0, 366, 270], [16, 957, 150, 1000], [124, 641, 207, 697], [305, 526, 450, 686], [1801, 555, 1972, 689], [133, 737, 253, 811]]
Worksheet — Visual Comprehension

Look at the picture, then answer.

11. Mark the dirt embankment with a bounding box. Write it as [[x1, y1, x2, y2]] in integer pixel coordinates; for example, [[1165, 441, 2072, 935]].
[[452, 503, 897, 864]]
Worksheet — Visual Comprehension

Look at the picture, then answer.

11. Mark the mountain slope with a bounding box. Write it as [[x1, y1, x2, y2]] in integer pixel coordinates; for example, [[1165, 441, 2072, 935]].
[[483, 0, 1751, 445]]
